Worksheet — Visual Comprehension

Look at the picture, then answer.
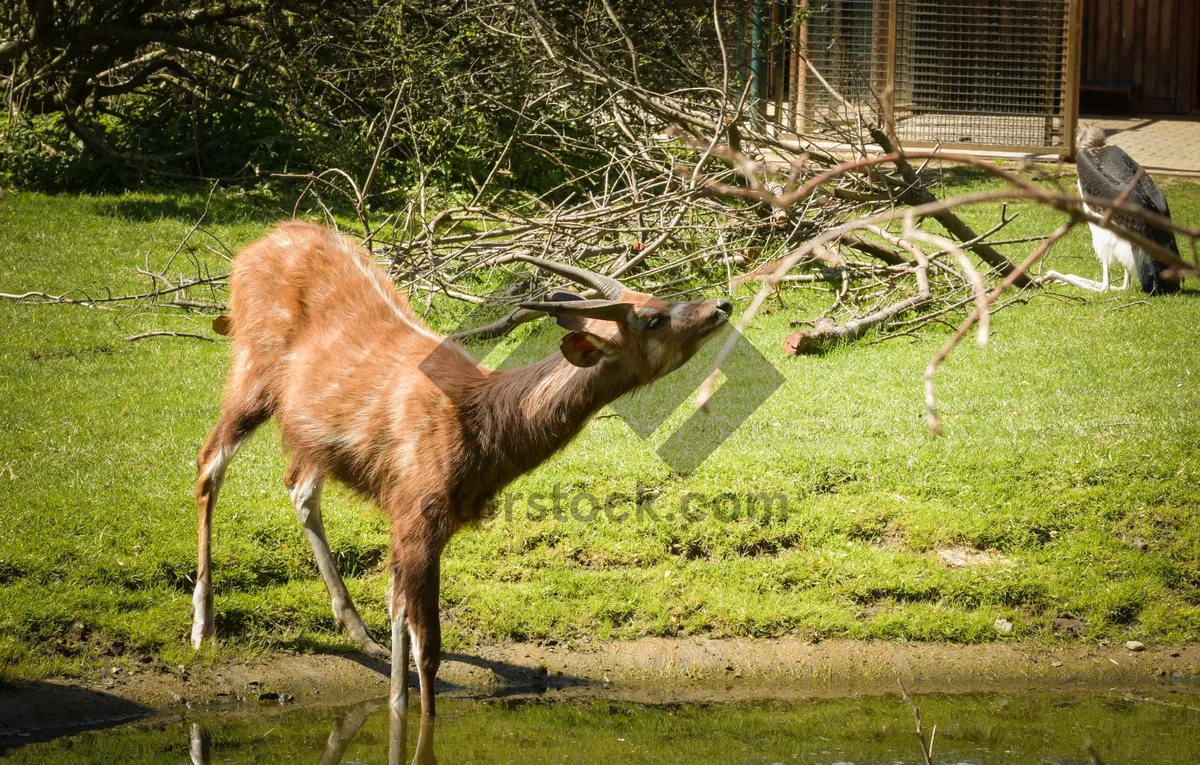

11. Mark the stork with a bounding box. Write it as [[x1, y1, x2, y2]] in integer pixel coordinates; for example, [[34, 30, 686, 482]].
[[1041, 125, 1181, 294]]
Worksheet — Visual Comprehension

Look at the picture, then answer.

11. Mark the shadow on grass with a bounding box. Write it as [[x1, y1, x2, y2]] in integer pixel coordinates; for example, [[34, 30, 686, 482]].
[[86, 187, 384, 241], [926, 165, 1013, 189], [0, 681, 150, 754], [88, 192, 287, 226]]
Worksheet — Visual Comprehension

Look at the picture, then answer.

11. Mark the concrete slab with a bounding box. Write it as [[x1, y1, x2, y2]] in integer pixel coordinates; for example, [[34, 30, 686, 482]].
[[1078, 116, 1200, 176]]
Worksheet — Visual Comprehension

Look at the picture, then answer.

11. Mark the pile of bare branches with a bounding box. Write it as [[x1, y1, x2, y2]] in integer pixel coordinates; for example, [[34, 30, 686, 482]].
[[6, 0, 1199, 435]]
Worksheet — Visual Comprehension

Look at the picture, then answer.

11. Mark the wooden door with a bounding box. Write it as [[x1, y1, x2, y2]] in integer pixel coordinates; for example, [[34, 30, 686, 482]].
[[1082, 0, 1200, 113]]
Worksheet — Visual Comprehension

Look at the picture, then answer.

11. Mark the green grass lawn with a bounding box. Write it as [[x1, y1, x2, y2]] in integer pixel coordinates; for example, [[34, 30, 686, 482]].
[[1, 173, 1199, 683]]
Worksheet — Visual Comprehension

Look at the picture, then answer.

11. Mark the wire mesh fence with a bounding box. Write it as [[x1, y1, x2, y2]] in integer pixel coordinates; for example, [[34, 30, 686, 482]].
[[733, 0, 1073, 151]]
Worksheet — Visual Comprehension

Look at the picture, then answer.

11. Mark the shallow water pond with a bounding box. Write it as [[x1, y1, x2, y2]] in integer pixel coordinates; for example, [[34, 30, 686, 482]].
[[5, 691, 1199, 764]]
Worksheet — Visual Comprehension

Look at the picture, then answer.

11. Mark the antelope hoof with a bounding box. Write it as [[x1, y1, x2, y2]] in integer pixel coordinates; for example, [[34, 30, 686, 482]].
[[335, 608, 390, 659], [191, 587, 214, 649], [190, 617, 214, 650], [356, 633, 390, 660]]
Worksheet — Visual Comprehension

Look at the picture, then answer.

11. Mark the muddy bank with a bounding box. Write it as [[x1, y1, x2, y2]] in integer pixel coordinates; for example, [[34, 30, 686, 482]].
[[3, 639, 1198, 742]]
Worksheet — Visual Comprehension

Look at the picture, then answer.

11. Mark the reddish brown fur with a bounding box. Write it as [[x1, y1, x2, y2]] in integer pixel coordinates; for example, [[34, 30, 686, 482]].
[[192, 221, 731, 716]]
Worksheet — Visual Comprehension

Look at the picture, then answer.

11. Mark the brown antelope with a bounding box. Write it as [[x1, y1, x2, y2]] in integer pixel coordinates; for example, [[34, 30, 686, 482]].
[[191, 220, 733, 717]]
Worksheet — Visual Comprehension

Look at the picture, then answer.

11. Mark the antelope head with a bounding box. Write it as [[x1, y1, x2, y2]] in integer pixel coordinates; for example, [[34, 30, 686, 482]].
[[516, 255, 733, 383]]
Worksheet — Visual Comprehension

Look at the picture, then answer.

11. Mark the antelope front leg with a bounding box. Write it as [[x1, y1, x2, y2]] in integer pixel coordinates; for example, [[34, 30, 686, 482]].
[[397, 551, 441, 718], [289, 469, 389, 660], [390, 569, 410, 713]]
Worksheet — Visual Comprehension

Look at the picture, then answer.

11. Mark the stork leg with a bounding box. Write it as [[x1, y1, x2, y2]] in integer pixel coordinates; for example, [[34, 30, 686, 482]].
[[1039, 269, 1110, 291], [1118, 269, 1131, 290]]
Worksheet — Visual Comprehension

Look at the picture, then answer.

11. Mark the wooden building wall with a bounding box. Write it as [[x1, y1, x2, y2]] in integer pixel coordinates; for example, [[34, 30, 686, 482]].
[[1081, 0, 1200, 113]]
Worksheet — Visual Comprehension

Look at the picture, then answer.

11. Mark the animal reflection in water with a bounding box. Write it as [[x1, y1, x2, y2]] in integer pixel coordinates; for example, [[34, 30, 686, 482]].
[[188, 700, 435, 765]]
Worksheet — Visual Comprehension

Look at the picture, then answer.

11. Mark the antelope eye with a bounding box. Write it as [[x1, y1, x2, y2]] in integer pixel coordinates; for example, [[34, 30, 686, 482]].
[[645, 315, 668, 331]]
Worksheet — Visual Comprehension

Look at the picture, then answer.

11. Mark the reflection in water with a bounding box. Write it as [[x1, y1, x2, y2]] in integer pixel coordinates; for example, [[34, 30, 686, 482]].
[[10, 690, 1200, 764], [321, 699, 382, 765], [190, 700, 436, 765], [390, 707, 436, 765], [188, 723, 210, 764]]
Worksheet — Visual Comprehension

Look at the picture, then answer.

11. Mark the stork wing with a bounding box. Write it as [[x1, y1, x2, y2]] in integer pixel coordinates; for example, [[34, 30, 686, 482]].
[[1077, 144, 1171, 221]]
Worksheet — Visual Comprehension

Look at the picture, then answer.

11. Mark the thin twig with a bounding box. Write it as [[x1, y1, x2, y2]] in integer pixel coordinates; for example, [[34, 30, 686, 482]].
[[125, 331, 214, 342], [923, 223, 1074, 434], [897, 680, 935, 765]]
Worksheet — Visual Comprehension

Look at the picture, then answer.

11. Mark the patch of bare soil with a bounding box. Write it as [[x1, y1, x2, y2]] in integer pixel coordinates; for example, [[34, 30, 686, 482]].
[[2, 639, 1197, 742]]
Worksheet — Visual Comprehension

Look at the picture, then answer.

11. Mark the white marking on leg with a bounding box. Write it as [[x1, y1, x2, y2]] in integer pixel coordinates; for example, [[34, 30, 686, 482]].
[[409, 622, 422, 673], [289, 471, 320, 516], [290, 473, 342, 618], [388, 704, 407, 765], [202, 437, 246, 483], [387, 575, 394, 621], [188, 723, 210, 764], [190, 588, 211, 650]]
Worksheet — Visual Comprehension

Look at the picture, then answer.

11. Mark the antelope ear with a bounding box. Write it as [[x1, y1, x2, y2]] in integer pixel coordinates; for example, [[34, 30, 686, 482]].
[[560, 332, 608, 368], [554, 313, 588, 332], [546, 291, 586, 331]]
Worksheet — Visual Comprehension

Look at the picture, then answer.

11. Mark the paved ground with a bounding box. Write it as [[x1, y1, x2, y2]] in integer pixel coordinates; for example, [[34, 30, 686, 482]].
[[790, 111, 1200, 174], [1080, 116, 1200, 175]]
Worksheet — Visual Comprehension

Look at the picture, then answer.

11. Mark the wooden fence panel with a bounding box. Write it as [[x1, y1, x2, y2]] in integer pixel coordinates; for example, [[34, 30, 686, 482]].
[[1081, 0, 1199, 113]]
